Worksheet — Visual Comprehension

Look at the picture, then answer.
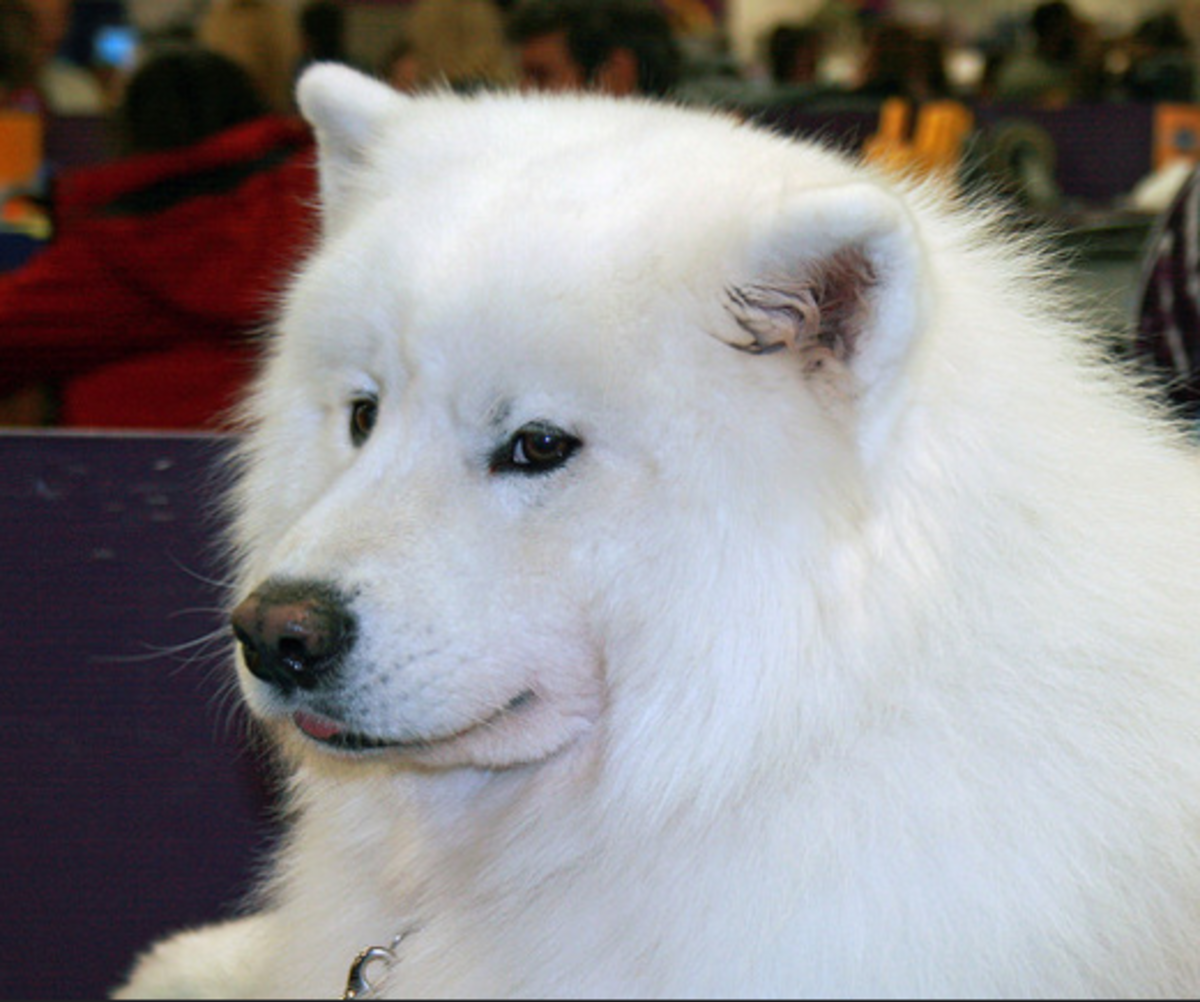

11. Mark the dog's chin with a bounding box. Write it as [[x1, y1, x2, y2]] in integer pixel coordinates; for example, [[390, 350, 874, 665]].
[[265, 690, 599, 771]]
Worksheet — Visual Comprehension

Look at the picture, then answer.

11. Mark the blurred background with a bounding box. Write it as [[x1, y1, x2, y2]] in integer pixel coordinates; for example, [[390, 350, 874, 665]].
[[5, 0, 1200, 432]]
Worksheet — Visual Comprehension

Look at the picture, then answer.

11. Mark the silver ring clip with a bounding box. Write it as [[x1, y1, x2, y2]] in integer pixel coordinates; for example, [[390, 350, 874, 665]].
[[341, 938, 401, 1000]]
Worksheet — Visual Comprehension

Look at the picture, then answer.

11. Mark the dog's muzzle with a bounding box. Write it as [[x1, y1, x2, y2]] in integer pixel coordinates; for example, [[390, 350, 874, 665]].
[[231, 580, 357, 693]]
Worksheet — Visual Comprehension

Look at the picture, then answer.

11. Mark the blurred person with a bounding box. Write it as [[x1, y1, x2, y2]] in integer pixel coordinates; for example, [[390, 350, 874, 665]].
[[0, 0, 41, 110], [993, 1, 1101, 106], [1184, 0, 1200, 53], [379, 34, 420, 94], [299, 0, 348, 69], [27, 0, 104, 113], [0, 45, 317, 429], [124, 0, 206, 47], [766, 23, 824, 87], [1136, 163, 1200, 420], [199, 0, 303, 114], [1121, 13, 1195, 104], [660, 0, 716, 38], [854, 21, 949, 103], [404, 0, 514, 92], [507, 0, 681, 97], [117, 41, 266, 153]]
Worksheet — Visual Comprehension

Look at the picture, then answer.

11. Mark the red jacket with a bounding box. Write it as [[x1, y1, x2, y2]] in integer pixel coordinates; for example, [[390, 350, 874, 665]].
[[0, 115, 318, 429]]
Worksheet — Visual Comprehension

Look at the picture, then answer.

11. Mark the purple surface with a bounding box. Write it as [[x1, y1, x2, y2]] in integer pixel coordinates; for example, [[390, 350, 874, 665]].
[[0, 432, 277, 1000], [758, 102, 1156, 204], [975, 103, 1156, 205]]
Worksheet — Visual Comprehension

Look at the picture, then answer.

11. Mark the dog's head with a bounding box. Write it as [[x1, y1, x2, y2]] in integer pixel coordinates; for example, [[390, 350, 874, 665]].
[[229, 66, 928, 775]]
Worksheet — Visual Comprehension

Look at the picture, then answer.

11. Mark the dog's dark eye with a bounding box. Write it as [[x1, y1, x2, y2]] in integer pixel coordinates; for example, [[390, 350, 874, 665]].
[[349, 397, 378, 447], [493, 423, 580, 475]]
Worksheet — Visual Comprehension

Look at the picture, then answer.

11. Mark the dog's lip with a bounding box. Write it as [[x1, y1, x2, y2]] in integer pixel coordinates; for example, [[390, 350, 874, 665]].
[[292, 691, 538, 755], [293, 710, 357, 743], [292, 710, 419, 752]]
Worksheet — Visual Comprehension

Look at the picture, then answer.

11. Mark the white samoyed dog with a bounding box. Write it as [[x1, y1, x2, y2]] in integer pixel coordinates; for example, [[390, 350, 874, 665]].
[[117, 65, 1200, 998]]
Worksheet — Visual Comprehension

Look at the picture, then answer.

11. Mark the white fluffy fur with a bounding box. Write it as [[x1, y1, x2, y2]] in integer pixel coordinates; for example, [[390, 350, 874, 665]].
[[116, 65, 1200, 998]]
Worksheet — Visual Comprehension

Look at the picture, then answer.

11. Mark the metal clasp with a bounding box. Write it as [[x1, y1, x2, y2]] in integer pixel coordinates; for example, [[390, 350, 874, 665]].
[[341, 935, 403, 1000]]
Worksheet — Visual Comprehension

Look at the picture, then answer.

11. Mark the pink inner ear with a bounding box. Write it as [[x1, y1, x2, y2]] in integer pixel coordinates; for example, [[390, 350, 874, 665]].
[[723, 247, 879, 370]]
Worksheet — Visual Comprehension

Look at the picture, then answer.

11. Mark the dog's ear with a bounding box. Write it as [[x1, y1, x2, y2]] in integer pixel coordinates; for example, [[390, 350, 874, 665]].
[[297, 64, 404, 232], [722, 183, 925, 443]]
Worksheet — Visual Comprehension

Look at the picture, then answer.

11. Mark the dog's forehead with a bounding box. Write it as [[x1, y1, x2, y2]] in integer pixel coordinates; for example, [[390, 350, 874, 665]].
[[287, 94, 869, 387], [286, 205, 667, 401], [350, 94, 854, 262]]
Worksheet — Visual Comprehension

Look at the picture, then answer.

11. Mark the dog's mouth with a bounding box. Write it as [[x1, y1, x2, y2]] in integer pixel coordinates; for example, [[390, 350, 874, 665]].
[[292, 690, 539, 756], [293, 710, 407, 752]]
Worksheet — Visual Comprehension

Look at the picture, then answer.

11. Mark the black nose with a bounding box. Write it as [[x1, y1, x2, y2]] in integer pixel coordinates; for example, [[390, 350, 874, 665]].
[[231, 580, 356, 692]]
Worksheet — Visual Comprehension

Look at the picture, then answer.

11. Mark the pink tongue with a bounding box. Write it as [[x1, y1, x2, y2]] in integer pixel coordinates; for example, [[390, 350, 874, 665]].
[[293, 711, 342, 741]]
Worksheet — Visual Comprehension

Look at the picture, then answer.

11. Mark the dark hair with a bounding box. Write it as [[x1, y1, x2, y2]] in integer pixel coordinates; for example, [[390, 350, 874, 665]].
[[1032, 1, 1075, 40], [766, 24, 823, 86], [120, 45, 267, 155], [0, 0, 38, 96], [300, 0, 345, 63], [508, 0, 680, 97], [1135, 13, 1190, 52]]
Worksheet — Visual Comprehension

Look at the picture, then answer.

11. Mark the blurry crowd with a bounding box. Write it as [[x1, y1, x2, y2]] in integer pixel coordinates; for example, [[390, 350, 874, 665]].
[[1, 0, 1199, 431], [6, 1, 1200, 120], [751, 1, 1200, 110]]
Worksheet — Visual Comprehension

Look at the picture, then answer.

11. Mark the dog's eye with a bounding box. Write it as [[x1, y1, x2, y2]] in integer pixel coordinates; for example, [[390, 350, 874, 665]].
[[493, 423, 580, 475], [349, 397, 378, 447]]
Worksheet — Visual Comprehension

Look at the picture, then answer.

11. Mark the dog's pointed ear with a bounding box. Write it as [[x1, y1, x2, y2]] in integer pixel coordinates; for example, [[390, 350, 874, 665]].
[[297, 64, 404, 231], [722, 183, 925, 441]]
